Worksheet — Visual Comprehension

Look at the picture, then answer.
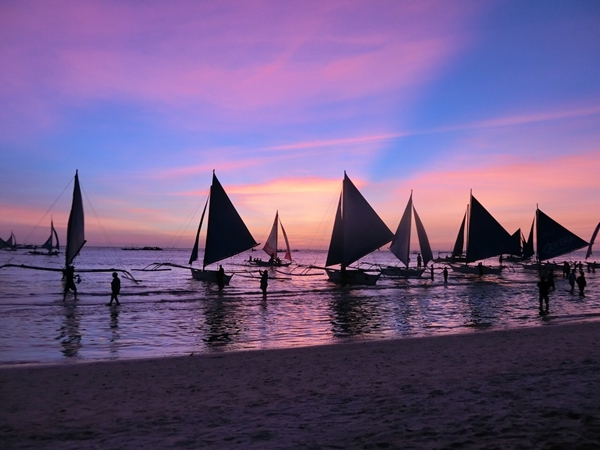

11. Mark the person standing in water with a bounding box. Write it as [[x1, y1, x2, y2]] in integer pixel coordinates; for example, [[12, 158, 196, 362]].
[[568, 270, 576, 293], [576, 271, 587, 296], [443, 267, 448, 283], [108, 272, 121, 306], [538, 275, 551, 314], [216, 265, 225, 291], [259, 269, 269, 297], [63, 265, 77, 301]]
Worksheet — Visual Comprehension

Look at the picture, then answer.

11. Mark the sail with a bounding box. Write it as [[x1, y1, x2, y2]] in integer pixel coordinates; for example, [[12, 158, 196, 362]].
[[203, 172, 258, 268], [0, 237, 6, 249], [6, 232, 16, 247], [390, 194, 412, 266], [522, 218, 535, 259], [65, 171, 86, 266], [326, 173, 393, 267], [536, 208, 588, 261], [413, 206, 433, 266], [279, 216, 292, 261], [41, 219, 59, 251], [586, 222, 600, 259], [188, 196, 208, 265], [466, 194, 514, 263], [452, 212, 466, 258], [508, 229, 522, 256], [263, 211, 279, 259]]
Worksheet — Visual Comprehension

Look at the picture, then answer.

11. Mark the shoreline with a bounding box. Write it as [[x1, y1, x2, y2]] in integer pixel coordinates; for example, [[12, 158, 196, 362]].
[[2, 321, 600, 448]]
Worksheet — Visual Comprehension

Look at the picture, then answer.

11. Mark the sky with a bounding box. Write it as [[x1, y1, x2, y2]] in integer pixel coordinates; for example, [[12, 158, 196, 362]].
[[1, 0, 599, 251]]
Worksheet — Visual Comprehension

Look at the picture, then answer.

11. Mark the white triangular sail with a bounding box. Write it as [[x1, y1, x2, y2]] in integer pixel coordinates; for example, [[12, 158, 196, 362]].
[[65, 171, 86, 266], [413, 205, 433, 266], [280, 217, 292, 261], [263, 211, 279, 259], [326, 172, 394, 267]]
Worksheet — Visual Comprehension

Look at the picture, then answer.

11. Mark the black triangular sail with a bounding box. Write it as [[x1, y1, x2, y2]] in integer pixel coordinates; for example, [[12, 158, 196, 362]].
[[413, 206, 433, 266], [452, 212, 466, 258], [326, 173, 393, 267], [522, 218, 535, 259], [65, 171, 86, 266], [203, 172, 258, 268], [466, 194, 514, 263], [536, 208, 588, 261]]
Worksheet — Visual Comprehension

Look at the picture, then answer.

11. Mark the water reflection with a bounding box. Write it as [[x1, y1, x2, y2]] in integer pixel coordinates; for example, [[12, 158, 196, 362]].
[[109, 305, 120, 356], [329, 289, 384, 338], [201, 295, 243, 348], [57, 300, 81, 357]]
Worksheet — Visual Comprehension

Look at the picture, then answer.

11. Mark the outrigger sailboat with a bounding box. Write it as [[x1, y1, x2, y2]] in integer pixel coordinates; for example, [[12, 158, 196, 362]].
[[29, 219, 60, 255], [187, 171, 259, 284], [1, 231, 17, 251], [383, 191, 433, 278], [250, 211, 292, 267], [0, 171, 138, 287], [324, 172, 394, 285], [521, 207, 588, 270], [451, 192, 519, 275]]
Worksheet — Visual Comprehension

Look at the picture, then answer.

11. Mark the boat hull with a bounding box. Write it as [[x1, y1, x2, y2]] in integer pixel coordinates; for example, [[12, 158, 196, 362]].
[[381, 266, 425, 278], [450, 264, 503, 275], [249, 260, 291, 267], [190, 268, 233, 285], [325, 268, 381, 286]]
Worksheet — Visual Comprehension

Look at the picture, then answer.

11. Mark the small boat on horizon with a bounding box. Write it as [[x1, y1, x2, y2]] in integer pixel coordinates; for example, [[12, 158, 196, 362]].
[[28, 219, 60, 256]]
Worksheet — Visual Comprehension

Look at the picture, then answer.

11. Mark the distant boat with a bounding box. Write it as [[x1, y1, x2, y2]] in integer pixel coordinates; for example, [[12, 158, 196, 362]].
[[29, 219, 60, 256], [451, 192, 518, 275], [383, 191, 433, 278], [250, 211, 292, 267], [324, 172, 394, 285], [1, 231, 17, 251], [522, 207, 588, 270], [121, 246, 163, 251], [188, 171, 258, 285]]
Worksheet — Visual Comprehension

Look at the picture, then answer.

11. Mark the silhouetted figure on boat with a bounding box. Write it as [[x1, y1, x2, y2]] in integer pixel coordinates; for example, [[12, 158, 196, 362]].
[[576, 271, 587, 297], [443, 267, 448, 283], [538, 276, 551, 314], [62, 265, 77, 301], [217, 265, 225, 291], [108, 272, 121, 306], [259, 269, 269, 297]]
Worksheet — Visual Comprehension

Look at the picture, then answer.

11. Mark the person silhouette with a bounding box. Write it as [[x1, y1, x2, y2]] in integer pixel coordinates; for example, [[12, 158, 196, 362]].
[[576, 271, 587, 296], [443, 267, 448, 283], [259, 269, 269, 297], [568, 270, 576, 293], [63, 265, 77, 301], [538, 275, 551, 314], [216, 265, 225, 291], [417, 253, 422, 269], [108, 272, 121, 306]]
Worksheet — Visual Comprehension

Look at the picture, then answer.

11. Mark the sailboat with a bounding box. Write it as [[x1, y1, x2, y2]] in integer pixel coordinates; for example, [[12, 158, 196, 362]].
[[324, 172, 394, 285], [188, 171, 259, 284], [29, 219, 60, 255], [2, 231, 17, 251], [451, 192, 518, 275], [522, 207, 588, 270], [1, 171, 137, 285], [250, 211, 292, 267], [383, 191, 433, 278]]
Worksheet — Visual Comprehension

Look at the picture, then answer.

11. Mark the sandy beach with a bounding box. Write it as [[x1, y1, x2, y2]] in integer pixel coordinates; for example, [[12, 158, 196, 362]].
[[2, 321, 600, 449]]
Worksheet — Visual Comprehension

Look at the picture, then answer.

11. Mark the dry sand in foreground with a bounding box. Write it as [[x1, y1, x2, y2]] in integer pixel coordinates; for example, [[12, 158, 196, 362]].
[[2, 321, 600, 449]]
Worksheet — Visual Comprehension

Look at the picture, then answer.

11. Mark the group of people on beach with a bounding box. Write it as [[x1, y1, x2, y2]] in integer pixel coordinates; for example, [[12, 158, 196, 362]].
[[538, 262, 588, 314]]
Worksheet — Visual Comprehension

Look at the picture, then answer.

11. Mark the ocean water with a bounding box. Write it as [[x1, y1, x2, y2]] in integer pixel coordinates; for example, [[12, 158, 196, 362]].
[[0, 247, 598, 365]]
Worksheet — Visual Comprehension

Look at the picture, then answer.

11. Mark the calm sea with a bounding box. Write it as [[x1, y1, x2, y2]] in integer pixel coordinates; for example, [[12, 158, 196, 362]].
[[0, 247, 598, 365]]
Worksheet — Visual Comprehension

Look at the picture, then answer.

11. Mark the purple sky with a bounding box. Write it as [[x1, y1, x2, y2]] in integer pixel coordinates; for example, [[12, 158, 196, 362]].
[[1, 0, 599, 250]]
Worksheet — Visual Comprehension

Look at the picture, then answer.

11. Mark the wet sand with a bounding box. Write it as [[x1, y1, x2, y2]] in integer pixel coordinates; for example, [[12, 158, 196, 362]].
[[2, 321, 600, 449]]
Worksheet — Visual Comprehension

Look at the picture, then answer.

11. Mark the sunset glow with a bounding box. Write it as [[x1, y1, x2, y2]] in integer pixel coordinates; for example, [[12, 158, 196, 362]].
[[1, 0, 599, 250]]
